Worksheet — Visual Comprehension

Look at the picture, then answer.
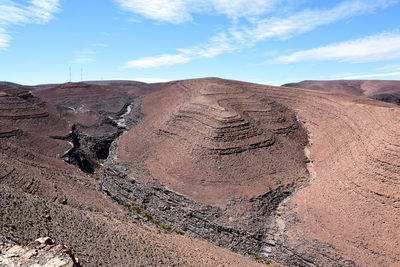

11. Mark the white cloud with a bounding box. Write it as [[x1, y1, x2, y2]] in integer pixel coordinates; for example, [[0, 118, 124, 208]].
[[122, 0, 398, 68], [0, 28, 10, 48], [116, 0, 191, 24], [213, 0, 281, 18], [123, 54, 191, 68], [0, 0, 59, 48], [115, 0, 282, 23], [73, 48, 101, 64], [237, 0, 400, 43], [338, 71, 400, 79], [254, 80, 276, 85], [92, 43, 109, 47], [378, 64, 400, 71], [73, 57, 94, 64], [29, 0, 59, 23], [276, 32, 400, 63]]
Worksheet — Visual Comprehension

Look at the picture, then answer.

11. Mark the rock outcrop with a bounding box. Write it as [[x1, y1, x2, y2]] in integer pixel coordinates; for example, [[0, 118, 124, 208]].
[[0, 237, 79, 267]]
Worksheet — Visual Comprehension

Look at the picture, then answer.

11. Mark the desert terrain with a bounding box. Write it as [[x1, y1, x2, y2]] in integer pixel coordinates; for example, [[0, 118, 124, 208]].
[[283, 80, 400, 105], [0, 78, 399, 266]]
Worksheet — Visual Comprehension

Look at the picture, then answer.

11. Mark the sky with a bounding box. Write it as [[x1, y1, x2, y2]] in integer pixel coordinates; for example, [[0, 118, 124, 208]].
[[1, 0, 400, 85]]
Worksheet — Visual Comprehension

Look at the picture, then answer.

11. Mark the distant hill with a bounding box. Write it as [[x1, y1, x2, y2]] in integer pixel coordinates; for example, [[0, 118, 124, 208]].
[[283, 80, 400, 105]]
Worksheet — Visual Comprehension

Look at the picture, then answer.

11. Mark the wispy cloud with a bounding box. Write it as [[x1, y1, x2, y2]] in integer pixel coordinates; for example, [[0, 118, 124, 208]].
[[0, 0, 59, 48], [378, 63, 400, 71], [121, 0, 398, 68], [91, 43, 109, 48], [123, 54, 191, 68], [73, 57, 94, 64], [276, 32, 400, 63], [254, 80, 276, 85], [115, 0, 283, 24], [338, 71, 400, 79], [0, 28, 10, 48], [73, 48, 96, 64]]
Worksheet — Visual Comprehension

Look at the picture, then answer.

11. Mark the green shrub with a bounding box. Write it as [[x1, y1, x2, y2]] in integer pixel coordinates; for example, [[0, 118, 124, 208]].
[[173, 228, 184, 235], [254, 254, 271, 265], [160, 224, 171, 231], [150, 219, 160, 225], [131, 206, 141, 214], [142, 211, 152, 219], [118, 198, 131, 207]]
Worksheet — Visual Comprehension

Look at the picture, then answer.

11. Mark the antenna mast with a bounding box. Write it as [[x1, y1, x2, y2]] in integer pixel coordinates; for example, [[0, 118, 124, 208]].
[[81, 68, 83, 81], [69, 66, 72, 82]]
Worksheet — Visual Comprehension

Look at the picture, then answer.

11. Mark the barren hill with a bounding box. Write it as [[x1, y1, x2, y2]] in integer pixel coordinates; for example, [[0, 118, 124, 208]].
[[283, 80, 400, 105], [1, 78, 399, 266], [0, 82, 265, 266]]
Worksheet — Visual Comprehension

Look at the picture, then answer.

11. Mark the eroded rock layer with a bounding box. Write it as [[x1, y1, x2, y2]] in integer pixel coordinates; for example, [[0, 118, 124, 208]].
[[262, 85, 400, 266], [0, 82, 264, 266], [102, 78, 309, 255], [2, 78, 399, 266], [117, 78, 308, 207]]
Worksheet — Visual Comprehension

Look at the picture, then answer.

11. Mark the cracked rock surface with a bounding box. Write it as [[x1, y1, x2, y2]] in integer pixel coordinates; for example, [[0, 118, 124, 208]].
[[0, 237, 79, 267]]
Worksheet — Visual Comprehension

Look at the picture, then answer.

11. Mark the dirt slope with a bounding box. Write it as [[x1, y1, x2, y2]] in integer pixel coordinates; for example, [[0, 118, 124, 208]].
[[263, 85, 400, 266], [283, 80, 400, 105]]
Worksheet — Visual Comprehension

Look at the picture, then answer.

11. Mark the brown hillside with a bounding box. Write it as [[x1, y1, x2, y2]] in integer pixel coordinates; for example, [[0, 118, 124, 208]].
[[283, 80, 400, 105], [0, 83, 265, 266], [117, 78, 308, 207], [1, 78, 399, 266]]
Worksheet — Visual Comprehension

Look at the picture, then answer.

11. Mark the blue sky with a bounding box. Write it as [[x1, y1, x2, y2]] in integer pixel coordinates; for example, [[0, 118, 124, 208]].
[[1, 0, 400, 85]]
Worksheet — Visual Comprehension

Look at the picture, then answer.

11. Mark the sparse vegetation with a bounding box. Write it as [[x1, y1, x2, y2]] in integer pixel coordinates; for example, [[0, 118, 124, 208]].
[[131, 206, 141, 214], [173, 228, 184, 235], [142, 211, 152, 219], [93, 173, 100, 180], [160, 223, 171, 231], [254, 254, 271, 265], [118, 198, 131, 207], [150, 219, 160, 225]]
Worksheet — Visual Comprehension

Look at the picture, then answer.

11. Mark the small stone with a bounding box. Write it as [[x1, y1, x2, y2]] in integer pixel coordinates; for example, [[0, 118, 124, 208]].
[[266, 240, 276, 246], [22, 249, 38, 260], [263, 246, 272, 253], [35, 237, 54, 245], [53, 244, 65, 253]]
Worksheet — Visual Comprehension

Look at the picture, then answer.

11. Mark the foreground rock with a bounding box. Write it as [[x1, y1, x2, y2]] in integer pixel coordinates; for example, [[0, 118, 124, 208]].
[[0, 237, 79, 267]]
